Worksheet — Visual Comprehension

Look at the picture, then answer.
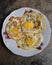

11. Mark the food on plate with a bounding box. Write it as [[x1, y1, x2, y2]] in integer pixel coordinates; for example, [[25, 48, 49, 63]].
[[16, 34, 43, 50], [5, 16, 22, 40], [5, 10, 46, 50], [21, 10, 46, 34]]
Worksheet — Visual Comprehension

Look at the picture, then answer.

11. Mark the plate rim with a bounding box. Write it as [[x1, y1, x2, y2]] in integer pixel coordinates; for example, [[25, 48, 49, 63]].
[[1, 7, 51, 57]]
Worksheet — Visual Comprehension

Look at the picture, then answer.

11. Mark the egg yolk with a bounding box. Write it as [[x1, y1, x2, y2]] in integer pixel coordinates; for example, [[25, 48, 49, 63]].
[[23, 21, 34, 30], [10, 28, 18, 33], [10, 28, 19, 38], [26, 37, 32, 46], [26, 37, 37, 46]]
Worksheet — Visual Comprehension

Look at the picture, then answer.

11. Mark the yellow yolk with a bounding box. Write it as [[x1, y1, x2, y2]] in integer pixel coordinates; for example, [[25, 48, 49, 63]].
[[26, 37, 37, 46], [10, 28, 18, 33], [10, 28, 19, 38], [23, 21, 34, 30], [26, 37, 32, 46]]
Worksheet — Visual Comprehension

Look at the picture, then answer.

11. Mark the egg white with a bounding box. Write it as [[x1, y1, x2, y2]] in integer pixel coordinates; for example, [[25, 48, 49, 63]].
[[21, 11, 46, 34], [5, 17, 21, 40], [16, 34, 43, 50]]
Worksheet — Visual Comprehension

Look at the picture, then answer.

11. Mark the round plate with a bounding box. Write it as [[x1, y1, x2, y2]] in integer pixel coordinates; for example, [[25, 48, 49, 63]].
[[1, 7, 51, 57]]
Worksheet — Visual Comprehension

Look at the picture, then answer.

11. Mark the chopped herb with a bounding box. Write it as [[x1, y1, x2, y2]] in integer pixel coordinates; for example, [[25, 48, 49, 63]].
[[22, 44, 24, 47]]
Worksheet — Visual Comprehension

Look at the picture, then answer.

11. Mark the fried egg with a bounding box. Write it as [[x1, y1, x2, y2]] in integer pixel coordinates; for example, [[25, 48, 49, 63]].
[[16, 34, 43, 50], [5, 16, 22, 40], [22, 21, 34, 30], [21, 10, 46, 34]]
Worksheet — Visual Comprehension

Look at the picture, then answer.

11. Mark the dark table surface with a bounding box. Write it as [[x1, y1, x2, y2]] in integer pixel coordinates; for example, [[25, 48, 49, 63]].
[[0, 0, 52, 65]]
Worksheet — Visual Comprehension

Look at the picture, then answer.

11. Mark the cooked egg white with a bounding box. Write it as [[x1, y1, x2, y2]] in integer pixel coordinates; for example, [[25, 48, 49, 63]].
[[31, 34, 43, 48], [6, 17, 21, 40], [16, 34, 43, 50], [21, 11, 46, 34]]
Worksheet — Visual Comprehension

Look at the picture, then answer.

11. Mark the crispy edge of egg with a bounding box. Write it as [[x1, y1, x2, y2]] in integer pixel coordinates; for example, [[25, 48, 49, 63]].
[[5, 17, 21, 40]]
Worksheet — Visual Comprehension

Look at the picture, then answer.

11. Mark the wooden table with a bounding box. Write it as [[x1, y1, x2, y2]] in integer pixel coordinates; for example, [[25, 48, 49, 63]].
[[0, 0, 52, 65]]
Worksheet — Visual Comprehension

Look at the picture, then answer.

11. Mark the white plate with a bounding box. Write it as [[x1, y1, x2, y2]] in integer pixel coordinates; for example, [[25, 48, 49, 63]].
[[1, 7, 51, 57]]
